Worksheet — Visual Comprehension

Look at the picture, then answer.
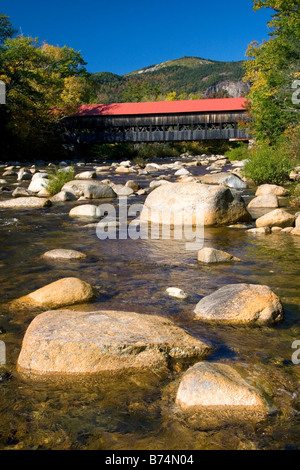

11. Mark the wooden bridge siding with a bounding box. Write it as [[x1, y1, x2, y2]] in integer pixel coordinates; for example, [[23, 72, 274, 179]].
[[65, 112, 246, 129], [63, 111, 249, 143], [65, 129, 248, 143]]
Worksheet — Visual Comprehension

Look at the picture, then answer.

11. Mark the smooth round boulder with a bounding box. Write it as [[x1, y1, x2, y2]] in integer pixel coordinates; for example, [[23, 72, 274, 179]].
[[176, 362, 266, 409], [9, 277, 95, 311], [256, 209, 295, 228], [166, 287, 189, 300], [69, 204, 100, 218], [28, 173, 48, 193], [255, 184, 288, 197], [194, 283, 284, 325], [247, 194, 279, 209], [140, 183, 251, 227], [42, 249, 86, 260], [17, 309, 212, 374]]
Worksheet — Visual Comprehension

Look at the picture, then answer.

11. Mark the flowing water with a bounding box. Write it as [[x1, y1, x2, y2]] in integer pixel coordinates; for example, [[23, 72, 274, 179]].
[[0, 160, 300, 450]]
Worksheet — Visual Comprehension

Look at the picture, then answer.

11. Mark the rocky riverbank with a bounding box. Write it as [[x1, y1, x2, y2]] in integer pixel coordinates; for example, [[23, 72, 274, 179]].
[[0, 152, 300, 449]]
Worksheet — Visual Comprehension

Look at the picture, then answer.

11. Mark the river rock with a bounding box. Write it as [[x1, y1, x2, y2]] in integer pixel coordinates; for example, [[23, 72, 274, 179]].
[[69, 204, 100, 218], [12, 187, 34, 198], [125, 180, 140, 191], [17, 309, 212, 374], [62, 180, 116, 199], [50, 190, 78, 202], [42, 249, 86, 260], [28, 173, 49, 193], [194, 283, 284, 325], [111, 184, 134, 196], [9, 277, 95, 311], [247, 194, 279, 209], [166, 287, 189, 300], [197, 247, 241, 263], [0, 197, 52, 209], [75, 171, 97, 179], [176, 362, 266, 409], [256, 209, 295, 228], [115, 166, 135, 174], [199, 173, 248, 189], [2, 170, 17, 177], [175, 168, 191, 176], [255, 184, 288, 197], [17, 169, 32, 181], [140, 183, 252, 227], [149, 180, 171, 190]]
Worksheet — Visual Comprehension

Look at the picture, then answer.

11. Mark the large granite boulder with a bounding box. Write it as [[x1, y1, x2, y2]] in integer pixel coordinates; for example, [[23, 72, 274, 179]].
[[176, 362, 266, 410], [247, 194, 279, 209], [17, 309, 212, 374], [140, 183, 251, 226], [256, 209, 295, 228], [62, 180, 116, 199], [194, 283, 284, 325]]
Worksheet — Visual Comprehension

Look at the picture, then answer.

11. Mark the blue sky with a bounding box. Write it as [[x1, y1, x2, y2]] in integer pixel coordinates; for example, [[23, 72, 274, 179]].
[[2, 0, 273, 75]]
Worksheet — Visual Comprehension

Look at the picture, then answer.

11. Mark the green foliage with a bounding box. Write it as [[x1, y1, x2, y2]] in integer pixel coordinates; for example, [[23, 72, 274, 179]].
[[289, 182, 300, 207], [244, 142, 292, 184], [133, 143, 179, 159], [244, 0, 300, 142], [89, 143, 136, 161], [45, 166, 75, 195], [92, 57, 245, 103], [225, 143, 249, 161], [0, 14, 16, 44], [0, 24, 97, 160]]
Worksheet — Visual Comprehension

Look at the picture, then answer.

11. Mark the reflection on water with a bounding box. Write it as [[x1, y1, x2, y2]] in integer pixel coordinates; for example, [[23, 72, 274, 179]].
[[0, 164, 300, 449]]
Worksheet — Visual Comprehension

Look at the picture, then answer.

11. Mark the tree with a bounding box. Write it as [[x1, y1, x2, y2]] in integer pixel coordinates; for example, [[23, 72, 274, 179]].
[[244, 0, 300, 142], [0, 35, 97, 159], [0, 14, 16, 44]]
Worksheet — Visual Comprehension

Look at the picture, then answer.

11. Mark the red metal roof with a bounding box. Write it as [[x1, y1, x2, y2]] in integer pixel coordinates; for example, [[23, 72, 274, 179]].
[[74, 97, 246, 117]]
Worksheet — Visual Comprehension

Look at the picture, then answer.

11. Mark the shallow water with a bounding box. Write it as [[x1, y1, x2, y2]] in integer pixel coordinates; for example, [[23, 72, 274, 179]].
[[0, 160, 300, 450]]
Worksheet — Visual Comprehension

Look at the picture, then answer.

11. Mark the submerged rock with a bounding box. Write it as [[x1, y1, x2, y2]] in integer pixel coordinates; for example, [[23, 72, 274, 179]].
[[42, 249, 86, 260], [197, 247, 242, 263], [194, 283, 284, 325], [166, 287, 189, 300], [176, 362, 266, 410], [140, 183, 252, 227], [17, 309, 212, 374], [9, 277, 95, 311]]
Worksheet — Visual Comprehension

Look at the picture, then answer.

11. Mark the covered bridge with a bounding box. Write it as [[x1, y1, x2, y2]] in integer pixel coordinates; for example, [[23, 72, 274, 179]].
[[62, 97, 250, 144]]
